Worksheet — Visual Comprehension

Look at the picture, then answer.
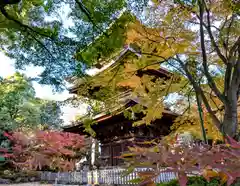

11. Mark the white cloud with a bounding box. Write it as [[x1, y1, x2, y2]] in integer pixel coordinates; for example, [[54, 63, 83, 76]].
[[20, 65, 44, 78], [0, 52, 15, 77], [32, 81, 71, 101], [61, 104, 88, 126]]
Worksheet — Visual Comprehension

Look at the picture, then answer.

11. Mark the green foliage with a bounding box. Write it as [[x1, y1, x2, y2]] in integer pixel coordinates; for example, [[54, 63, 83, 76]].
[[0, 157, 5, 162], [82, 118, 97, 136], [0, 0, 148, 88], [75, 11, 135, 67], [0, 73, 63, 131], [0, 170, 40, 182], [156, 177, 218, 186], [0, 72, 36, 130], [0, 0, 76, 88], [169, 109, 223, 142], [37, 99, 63, 129], [128, 178, 143, 184], [75, 0, 126, 24], [157, 176, 240, 186]]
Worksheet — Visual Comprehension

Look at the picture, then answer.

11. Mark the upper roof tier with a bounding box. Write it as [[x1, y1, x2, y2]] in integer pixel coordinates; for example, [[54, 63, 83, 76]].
[[68, 44, 172, 99]]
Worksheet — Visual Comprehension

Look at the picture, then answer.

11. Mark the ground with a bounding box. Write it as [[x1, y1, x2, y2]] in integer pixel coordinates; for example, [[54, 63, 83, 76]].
[[0, 183, 50, 186], [0, 183, 79, 186], [0, 183, 51, 186]]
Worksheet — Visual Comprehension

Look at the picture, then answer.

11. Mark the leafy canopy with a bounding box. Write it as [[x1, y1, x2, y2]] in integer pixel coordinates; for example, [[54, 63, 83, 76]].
[[74, 0, 240, 138], [0, 72, 63, 131], [0, 0, 144, 89]]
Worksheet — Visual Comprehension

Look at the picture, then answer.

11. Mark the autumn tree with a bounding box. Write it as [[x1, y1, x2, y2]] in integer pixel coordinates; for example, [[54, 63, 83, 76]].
[[3, 130, 85, 171], [2, 0, 239, 139], [123, 0, 240, 138], [73, 0, 240, 139], [123, 135, 240, 186], [0, 73, 64, 166]]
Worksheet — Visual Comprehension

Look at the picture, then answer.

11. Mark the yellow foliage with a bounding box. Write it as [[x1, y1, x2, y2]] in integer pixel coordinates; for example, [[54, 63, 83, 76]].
[[202, 169, 229, 185], [169, 108, 223, 142], [202, 169, 219, 181], [219, 172, 228, 185], [117, 75, 141, 89], [145, 102, 164, 125], [138, 172, 156, 186], [124, 63, 138, 73]]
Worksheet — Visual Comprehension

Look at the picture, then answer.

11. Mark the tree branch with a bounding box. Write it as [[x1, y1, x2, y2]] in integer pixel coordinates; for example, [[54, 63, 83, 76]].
[[224, 61, 233, 96], [213, 102, 240, 114], [188, 20, 220, 31], [201, 0, 228, 65], [28, 31, 55, 59], [0, 6, 54, 59], [140, 52, 170, 62], [225, 15, 235, 58], [229, 36, 240, 63], [0, 5, 54, 39], [181, 88, 193, 115], [107, 63, 122, 85], [176, 55, 221, 129], [230, 45, 240, 98], [164, 76, 174, 97], [198, 0, 226, 104], [209, 90, 220, 111], [75, 0, 109, 37], [140, 52, 186, 75]]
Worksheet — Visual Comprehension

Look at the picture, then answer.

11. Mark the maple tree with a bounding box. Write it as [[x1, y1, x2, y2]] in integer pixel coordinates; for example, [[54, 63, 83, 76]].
[[167, 104, 231, 143], [0, 73, 64, 165], [123, 135, 240, 186], [3, 130, 86, 171], [123, 0, 240, 138], [73, 0, 240, 140], [1, 0, 238, 139]]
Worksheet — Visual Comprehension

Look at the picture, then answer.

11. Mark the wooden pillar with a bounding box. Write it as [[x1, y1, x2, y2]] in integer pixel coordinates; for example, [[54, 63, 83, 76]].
[[91, 138, 96, 167]]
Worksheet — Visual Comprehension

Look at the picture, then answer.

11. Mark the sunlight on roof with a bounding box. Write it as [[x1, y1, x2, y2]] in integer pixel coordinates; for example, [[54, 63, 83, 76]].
[[86, 59, 116, 76]]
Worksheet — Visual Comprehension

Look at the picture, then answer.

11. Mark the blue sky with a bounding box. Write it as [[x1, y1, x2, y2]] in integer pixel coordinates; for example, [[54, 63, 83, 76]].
[[0, 52, 87, 125]]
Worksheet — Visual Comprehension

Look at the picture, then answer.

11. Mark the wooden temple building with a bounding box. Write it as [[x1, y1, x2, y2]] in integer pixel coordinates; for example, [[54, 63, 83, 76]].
[[63, 44, 179, 167]]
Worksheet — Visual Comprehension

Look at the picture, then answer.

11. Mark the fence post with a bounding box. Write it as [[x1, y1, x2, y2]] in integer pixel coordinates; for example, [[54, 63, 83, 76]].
[[93, 169, 99, 185], [87, 171, 92, 185]]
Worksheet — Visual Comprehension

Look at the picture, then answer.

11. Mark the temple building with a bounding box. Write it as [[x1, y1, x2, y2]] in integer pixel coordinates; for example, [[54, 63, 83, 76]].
[[63, 44, 178, 167]]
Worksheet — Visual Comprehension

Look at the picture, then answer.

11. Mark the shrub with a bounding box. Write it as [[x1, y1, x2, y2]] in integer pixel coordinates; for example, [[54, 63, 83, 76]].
[[157, 176, 240, 186], [3, 130, 86, 171]]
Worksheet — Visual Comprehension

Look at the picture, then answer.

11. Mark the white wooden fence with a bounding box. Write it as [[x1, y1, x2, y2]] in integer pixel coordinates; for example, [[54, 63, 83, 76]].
[[40, 171, 88, 184], [40, 167, 178, 185]]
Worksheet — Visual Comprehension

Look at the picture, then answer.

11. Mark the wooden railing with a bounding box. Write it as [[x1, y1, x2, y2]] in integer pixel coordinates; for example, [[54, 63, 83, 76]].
[[40, 167, 178, 185]]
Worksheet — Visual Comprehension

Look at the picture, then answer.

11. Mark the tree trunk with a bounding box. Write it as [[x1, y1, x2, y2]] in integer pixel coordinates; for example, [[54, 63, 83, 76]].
[[222, 99, 238, 137]]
